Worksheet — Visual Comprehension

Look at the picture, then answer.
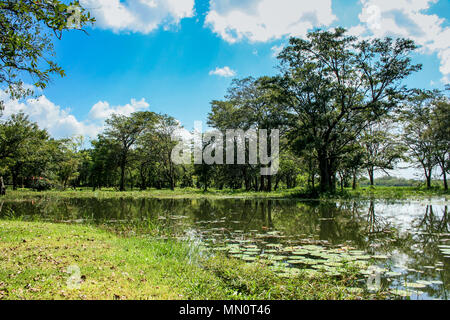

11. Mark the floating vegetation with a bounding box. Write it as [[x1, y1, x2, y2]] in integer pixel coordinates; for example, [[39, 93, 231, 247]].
[[188, 220, 450, 300], [390, 289, 413, 297], [385, 271, 402, 277], [404, 282, 427, 289]]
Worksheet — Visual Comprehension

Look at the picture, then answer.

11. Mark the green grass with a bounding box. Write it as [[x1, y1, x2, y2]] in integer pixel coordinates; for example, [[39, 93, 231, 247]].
[[0, 220, 386, 300], [2, 186, 448, 202], [342, 186, 449, 200], [1, 187, 300, 201]]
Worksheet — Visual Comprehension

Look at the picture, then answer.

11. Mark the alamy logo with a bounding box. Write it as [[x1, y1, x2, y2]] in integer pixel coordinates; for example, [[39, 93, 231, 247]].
[[171, 121, 280, 175]]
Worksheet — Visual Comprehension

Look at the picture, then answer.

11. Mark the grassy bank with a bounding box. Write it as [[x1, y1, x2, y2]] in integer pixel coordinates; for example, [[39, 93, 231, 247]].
[[1, 188, 297, 201], [342, 186, 449, 200], [0, 220, 384, 300], [1, 186, 448, 201]]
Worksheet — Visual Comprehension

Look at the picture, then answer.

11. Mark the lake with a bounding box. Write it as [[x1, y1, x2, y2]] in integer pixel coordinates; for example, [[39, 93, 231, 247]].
[[1, 197, 448, 300]]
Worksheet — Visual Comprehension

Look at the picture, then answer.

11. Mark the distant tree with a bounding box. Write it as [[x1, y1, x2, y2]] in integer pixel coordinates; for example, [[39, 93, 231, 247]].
[[276, 151, 302, 190], [0, 113, 50, 190], [402, 90, 438, 189], [209, 77, 288, 192], [102, 112, 158, 191], [360, 122, 407, 186], [54, 136, 84, 189], [335, 143, 365, 191], [0, 0, 94, 111], [430, 96, 450, 190], [90, 136, 121, 190], [136, 114, 180, 190]]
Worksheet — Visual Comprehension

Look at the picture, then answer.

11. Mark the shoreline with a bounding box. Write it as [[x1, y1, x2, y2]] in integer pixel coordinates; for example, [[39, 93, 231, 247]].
[[0, 220, 381, 300]]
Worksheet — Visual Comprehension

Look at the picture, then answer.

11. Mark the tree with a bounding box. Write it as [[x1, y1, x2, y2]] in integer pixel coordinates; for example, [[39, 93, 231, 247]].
[[0, 0, 94, 110], [102, 112, 158, 191], [0, 113, 49, 190], [135, 114, 181, 190], [152, 115, 182, 190], [274, 28, 421, 192], [209, 77, 288, 192], [360, 121, 407, 186], [335, 143, 365, 191], [402, 90, 437, 189], [430, 96, 450, 190], [90, 136, 121, 190], [54, 136, 84, 189], [276, 151, 302, 190]]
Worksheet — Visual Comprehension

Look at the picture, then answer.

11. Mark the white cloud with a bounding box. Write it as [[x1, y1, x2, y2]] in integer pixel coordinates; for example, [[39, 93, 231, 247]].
[[89, 98, 150, 120], [353, 0, 450, 83], [205, 0, 336, 43], [1, 90, 100, 139], [80, 0, 195, 34], [209, 66, 236, 77], [1, 89, 151, 140], [271, 44, 284, 58]]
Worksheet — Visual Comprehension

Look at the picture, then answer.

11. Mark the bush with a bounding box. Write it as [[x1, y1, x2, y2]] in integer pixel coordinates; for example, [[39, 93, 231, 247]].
[[30, 178, 53, 191]]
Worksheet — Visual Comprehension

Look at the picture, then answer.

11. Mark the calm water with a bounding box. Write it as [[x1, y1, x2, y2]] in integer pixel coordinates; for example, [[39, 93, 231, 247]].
[[1, 197, 449, 300]]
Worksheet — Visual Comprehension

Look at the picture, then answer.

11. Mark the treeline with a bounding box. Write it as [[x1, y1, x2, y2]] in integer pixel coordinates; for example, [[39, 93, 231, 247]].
[[0, 29, 449, 193], [359, 176, 419, 187]]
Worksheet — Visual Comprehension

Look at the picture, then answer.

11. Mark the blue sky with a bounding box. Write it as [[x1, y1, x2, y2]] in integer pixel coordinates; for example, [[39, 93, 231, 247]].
[[1, 0, 449, 178]]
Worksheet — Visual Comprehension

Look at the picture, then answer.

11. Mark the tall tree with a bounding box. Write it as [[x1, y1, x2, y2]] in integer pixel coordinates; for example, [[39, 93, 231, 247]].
[[102, 112, 158, 191], [0, 113, 49, 190], [360, 122, 407, 186], [136, 114, 180, 190], [430, 96, 450, 190], [274, 28, 421, 192], [54, 136, 84, 189], [402, 90, 437, 189], [209, 77, 288, 192]]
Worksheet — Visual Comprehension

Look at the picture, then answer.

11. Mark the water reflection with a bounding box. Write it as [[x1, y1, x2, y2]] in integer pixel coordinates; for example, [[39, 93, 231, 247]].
[[0, 197, 448, 299]]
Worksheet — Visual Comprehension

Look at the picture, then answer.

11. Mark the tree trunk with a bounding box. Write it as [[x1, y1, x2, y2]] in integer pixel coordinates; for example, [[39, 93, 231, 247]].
[[259, 175, 265, 192], [368, 168, 374, 187], [0, 176, 6, 196], [426, 172, 432, 189], [274, 176, 280, 191], [352, 171, 357, 190], [12, 169, 18, 191], [140, 168, 147, 191], [119, 162, 126, 191], [424, 167, 432, 189], [439, 162, 448, 191], [319, 157, 334, 193], [443, 170, 448, 191], [339, 172, 344, 192], [267, 175, 272, 192]]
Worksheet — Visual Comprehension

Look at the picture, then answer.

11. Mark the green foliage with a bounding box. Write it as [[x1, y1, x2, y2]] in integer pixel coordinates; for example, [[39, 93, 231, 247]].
[[275, 28, 421, 192], [0, 0, 94, 110], [401, 89, 449, 189], [359, 176, 419, 187]]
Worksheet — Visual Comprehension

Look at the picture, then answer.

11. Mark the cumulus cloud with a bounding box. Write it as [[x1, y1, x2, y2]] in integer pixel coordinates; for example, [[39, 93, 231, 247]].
[[0, 90, 100, 139], [352, 0, 450, 83], [205, 0, 336, 43], [80, 0, 195, 34], [0, 89, 151, 140], [209, 66, 236, 77], [88, 98, 150, 120]]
